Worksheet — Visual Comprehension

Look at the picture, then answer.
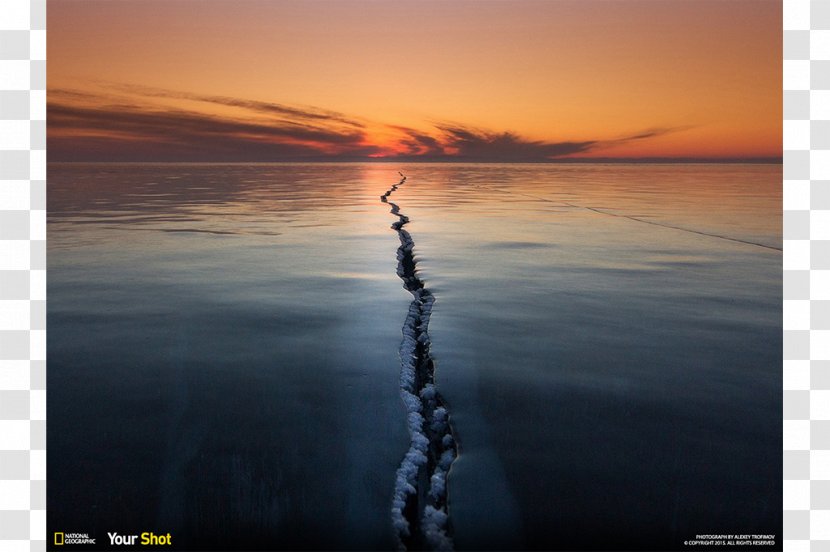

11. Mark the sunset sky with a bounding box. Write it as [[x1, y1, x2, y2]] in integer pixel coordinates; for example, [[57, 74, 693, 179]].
[[48, 0, 781, 162]]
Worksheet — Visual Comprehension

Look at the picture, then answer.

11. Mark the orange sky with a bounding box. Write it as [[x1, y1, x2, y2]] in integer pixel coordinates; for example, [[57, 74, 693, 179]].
[[48, 0, 781, 162]]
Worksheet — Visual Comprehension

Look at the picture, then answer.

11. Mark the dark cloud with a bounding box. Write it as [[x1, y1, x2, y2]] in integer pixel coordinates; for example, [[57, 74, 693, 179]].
[[50, 103, 366, 145], [616, 126, 694, 142], [381, 124, 692, 162], [48, 98, 379, 161], [48, 83, 692, 162], [387, 125, 446, 156], [433, 124, 597, 161], [99, 82, 366, 130]]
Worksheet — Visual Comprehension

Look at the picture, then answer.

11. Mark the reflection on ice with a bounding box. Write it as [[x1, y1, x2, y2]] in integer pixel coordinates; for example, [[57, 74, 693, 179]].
[[49, 162, 781, 550]]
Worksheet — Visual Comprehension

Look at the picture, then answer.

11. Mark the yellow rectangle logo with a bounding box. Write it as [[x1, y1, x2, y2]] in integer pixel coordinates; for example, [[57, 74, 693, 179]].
[[54, 532, 64, 546]]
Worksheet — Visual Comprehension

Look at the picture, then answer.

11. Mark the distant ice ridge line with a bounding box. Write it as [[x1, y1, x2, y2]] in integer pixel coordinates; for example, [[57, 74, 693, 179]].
[[471, 182, 782, 252], [382, 174, 457, 552]]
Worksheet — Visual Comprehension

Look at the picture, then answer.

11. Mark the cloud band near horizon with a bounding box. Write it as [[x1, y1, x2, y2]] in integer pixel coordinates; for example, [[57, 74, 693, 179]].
[[48, 83, 708, 163]]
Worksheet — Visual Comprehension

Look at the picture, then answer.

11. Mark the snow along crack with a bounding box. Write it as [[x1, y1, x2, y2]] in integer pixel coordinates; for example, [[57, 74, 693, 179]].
[[382, 174, 457, 552]]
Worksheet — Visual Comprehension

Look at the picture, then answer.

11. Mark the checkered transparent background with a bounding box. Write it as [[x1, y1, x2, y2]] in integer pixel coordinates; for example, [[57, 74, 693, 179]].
[[785, 0, 830, 550], [0, 0, 820, 551], [1, 1, 47, 552]]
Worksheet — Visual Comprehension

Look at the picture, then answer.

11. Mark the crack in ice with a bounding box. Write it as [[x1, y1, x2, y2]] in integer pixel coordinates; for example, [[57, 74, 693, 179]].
[[382, 174, 457, 551]]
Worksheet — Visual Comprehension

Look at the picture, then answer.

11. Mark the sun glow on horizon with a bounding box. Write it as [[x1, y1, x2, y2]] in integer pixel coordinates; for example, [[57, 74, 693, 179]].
[[48, 0, 781, 162]]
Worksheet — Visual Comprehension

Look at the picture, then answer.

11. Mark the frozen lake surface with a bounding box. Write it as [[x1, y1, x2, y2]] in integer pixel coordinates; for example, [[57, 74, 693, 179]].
[[48, 162, 781, 550]]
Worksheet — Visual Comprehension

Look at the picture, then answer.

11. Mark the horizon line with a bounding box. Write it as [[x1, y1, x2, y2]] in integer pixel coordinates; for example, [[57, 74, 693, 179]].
[[47, 157, 783, 165]]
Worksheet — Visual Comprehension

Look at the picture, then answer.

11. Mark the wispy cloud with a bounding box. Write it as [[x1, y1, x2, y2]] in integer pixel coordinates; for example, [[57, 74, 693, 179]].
[[99, 82, 367, 130], [614, 126, 694, 143], [48, 83, 690, 162], [431, 124, 597, 161], [48, 87, 379, 161], [381, 124, 690, 162]]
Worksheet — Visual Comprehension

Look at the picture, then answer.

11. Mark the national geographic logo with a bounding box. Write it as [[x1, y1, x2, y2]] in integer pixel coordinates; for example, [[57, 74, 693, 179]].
[[54, 533, 96, 545], [53, 531, 172, 546]]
